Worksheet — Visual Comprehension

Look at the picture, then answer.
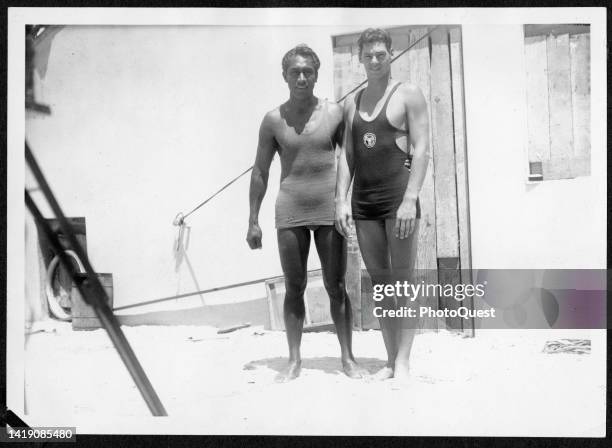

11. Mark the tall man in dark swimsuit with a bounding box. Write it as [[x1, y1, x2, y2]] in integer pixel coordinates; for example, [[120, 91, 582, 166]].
[[247, 45, 367, 382], [335, 28, 430, 382]]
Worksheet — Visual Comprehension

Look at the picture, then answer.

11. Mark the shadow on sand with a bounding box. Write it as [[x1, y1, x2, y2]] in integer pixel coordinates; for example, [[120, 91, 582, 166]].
[[244, 356, 385, 375]]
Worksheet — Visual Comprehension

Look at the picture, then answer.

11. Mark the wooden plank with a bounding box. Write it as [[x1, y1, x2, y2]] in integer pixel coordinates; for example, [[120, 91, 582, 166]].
[[346, 235, 362, 329], [302, 289, 313, 326], [360, 270, 379, 330], [570, 33, 591, 177], [351, 44, 366, 91], [72, 318, 109, 330], [545, 33, 573, 179], [265, 279, 285, 330], [430, 28, 459, 259], [524, 24, 590, 38], [390, 32, 410, 82], [334, 33, 358, 48], [333, 45, 352, 102], [71, 273, 113, 331], [438, 258, 462, 331], [543, 158, 579, 179], [409, 27, 438, 332], [449, 27, 470, 272], [36, 241, 50, 319], [304, 272, 336, 326], [273, 283, 284, 330], [571, 156, 591, 179], [431, 28, 460, 332], [460, 269, 475, 337], [525, 35, 551, 167], [449, 27, 474, 337]]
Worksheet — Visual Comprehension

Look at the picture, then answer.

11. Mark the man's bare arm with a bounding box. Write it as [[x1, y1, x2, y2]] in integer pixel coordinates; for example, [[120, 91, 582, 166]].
[[334, 96, 356, 238], [328, 102, 344, 150], [402, 84, 430, 202], [247, 112, 277, 249], [395, 84, 430, 239]]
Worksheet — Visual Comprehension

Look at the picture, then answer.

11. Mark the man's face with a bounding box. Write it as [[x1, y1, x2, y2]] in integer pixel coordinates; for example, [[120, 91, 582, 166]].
[[283, 55, 317, 98], [360, 41, 392, 80]]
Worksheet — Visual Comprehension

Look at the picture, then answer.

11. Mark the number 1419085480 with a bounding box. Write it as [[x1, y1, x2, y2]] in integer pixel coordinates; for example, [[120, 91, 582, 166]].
[[3, 427, 75, 443]]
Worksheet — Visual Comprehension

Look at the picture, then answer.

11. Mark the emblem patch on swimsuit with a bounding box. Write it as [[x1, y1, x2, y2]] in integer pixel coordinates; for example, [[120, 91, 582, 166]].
[[363, 132, 376, 149]]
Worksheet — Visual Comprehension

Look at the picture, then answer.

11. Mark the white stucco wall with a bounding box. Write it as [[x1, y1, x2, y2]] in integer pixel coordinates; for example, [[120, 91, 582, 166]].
[[461, 24, 606, 269]]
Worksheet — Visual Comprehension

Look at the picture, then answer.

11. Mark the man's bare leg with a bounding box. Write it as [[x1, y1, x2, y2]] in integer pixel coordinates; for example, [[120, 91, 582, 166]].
[[385, 219, 420, 382], [355, 220, 397, 380], [314, 226, 368, 378], [276, 227, 311, 382]]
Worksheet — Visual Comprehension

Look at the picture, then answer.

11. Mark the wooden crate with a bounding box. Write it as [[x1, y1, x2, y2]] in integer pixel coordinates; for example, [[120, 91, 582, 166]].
[[265, 270, 335, 331], [359, 270, 379, 330], [71, 273, 113, 330]]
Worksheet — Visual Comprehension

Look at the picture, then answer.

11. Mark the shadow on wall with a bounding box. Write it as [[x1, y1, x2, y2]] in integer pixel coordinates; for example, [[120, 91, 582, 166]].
[[116, 297, 268, 328]]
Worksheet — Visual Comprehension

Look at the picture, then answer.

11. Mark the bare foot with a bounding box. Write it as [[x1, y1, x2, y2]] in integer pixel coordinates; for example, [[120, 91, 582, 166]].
[[370, 366, 394, 381], [391, 363, 411, 385], [274, 360, 301, 383], [341, 358, 369, 379]]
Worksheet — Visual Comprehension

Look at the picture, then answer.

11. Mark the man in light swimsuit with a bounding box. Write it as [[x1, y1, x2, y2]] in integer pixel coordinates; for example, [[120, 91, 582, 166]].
[[335, 28, 430, 382], [247, 44, 367, 382]]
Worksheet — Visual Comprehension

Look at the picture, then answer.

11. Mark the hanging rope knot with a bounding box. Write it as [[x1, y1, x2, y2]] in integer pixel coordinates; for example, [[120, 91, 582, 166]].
[[173, 212, 185, 227], [173, 213, 187, 254]]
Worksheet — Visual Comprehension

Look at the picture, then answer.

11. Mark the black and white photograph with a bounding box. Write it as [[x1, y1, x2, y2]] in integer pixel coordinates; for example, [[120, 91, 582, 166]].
[[6, 7, 607, 437]]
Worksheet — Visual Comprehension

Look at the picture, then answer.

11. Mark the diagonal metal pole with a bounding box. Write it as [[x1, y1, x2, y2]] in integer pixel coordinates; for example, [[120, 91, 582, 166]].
[[25, 142, 167, 416]]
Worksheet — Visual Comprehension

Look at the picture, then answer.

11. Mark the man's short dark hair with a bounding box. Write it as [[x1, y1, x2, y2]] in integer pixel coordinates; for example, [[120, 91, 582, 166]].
[[282, 44, 321, 75], [358, 28, 392, 55]]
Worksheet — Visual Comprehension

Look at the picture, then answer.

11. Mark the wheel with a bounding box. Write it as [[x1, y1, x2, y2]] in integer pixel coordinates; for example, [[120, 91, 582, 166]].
[[45, 249, 85, 321]]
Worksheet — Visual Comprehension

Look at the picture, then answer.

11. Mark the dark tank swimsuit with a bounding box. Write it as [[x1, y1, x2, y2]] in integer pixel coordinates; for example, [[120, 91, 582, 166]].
[[351, 83, 421, 220]]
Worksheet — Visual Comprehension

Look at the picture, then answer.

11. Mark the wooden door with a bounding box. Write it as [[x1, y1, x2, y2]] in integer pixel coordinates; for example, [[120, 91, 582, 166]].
[[332, 26, 473, 335]]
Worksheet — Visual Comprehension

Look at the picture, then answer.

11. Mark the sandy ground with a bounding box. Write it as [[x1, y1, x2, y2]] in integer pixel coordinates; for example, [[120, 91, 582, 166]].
[[23, 321, 606, 436]]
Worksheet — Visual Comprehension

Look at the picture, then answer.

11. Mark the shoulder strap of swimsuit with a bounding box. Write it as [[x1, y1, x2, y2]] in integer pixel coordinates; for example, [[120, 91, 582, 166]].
[[355, 83, 400, 117], [381, 82, 402, 113]]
